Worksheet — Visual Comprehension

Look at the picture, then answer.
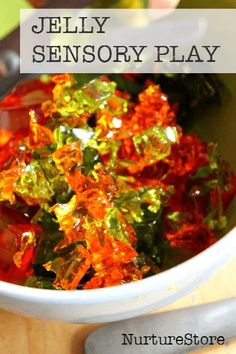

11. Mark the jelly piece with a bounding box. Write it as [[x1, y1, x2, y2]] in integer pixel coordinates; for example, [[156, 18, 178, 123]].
[[0, 130, 30, 171], [52, 141, 83, 175], [83, 232, 143, 289], [44, 244, 92, 290], [166, 223, 216, 254], [131, 84, 176, 132], [114, 185, 169, 224], [0, 206, 43, 282], [0, 165, 25, 204], [0, 129, 13, 147], [15, 161, 54, 206], [163, 133, 209, 183], [0, 78, 53, 110], [50, 195, 78, 236], [105, 208, 136, 244], [15, 157, 68, 207], [42, 74, 122, 128], [96, 84, 178, 174], [29, 110, 55, 149]]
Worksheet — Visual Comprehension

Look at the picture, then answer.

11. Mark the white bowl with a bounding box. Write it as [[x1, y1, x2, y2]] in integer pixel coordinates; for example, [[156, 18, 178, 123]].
[[0, 74, 235, 323]]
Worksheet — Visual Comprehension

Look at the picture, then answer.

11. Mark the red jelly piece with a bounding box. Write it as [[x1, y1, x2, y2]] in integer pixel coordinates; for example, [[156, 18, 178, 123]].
[[0, 206, 42, 283], [0, 78, 53, 110]]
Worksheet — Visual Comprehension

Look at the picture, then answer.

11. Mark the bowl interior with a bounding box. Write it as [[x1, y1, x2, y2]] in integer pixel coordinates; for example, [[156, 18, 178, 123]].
[[0, 74, 235, 284], [185, 74, 236, 231], [0, 74, 235, 323]]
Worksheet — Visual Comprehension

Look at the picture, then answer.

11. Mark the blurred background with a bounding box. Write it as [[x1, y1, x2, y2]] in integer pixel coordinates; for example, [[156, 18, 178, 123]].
[[0, 0, 235, 96], [0, 0, 235, 41]]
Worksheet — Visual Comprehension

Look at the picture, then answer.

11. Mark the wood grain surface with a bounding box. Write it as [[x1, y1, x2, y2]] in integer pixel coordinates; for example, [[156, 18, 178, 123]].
[[0, 254, 236, 354]]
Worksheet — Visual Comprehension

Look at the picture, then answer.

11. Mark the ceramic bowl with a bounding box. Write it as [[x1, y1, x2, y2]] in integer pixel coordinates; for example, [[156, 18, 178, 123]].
[[0, 74, 235, 323]]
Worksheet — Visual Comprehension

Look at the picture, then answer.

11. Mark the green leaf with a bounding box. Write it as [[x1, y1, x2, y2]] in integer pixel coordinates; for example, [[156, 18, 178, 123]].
[[25, 276, 55, 289]]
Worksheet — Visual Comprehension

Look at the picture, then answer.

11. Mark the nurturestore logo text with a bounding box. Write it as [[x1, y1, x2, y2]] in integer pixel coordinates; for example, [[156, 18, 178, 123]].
[[122, 333, 225, 347]]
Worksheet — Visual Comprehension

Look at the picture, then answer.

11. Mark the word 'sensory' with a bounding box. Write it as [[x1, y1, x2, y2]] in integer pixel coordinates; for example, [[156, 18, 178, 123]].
[[32, 45, 220, 64]]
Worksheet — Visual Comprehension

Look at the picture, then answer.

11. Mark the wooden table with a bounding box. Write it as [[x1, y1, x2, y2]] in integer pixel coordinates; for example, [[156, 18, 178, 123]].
[[0, 254, 236, 354]]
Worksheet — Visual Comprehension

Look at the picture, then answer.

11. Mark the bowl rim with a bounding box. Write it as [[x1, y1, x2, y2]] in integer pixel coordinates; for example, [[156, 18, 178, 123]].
[[0, 226, 235, 303]]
